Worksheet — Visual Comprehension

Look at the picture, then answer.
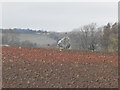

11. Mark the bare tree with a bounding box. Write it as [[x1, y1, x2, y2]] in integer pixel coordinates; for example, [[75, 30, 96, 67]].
[[101, 23, 111, 52], [69, 23, 103, 51]]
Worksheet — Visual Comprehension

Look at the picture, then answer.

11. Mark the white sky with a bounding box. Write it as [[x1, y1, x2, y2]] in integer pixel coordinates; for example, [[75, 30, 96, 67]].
[[0, 0, 119, 2], [0, 1, 118, 32]]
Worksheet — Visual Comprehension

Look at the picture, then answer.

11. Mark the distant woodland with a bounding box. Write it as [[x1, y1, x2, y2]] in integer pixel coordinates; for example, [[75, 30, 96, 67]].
[[1, 22, 119, 52]]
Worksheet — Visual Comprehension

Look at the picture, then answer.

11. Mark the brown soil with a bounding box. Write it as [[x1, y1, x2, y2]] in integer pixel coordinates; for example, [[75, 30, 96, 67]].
[[2, 47, 118, 88]]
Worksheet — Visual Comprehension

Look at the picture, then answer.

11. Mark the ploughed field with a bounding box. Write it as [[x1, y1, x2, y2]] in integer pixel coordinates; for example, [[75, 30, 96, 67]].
[[2, 47, 118, 88]]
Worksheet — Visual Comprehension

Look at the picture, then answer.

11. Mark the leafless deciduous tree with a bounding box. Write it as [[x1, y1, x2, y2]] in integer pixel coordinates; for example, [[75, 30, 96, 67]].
[[69, 23, 99, 51]]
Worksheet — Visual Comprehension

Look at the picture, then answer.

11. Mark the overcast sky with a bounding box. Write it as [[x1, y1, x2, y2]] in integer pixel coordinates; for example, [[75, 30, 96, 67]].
[[1, 2, 118, 32]]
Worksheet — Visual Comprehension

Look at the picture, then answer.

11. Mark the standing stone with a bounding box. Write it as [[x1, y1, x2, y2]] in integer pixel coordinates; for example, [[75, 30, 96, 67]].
[[57, 37, 71, 50]]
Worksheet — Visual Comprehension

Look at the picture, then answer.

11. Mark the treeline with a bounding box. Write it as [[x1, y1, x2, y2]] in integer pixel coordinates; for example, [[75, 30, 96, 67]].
[[12, 28, 48, 33], [69, 22, 118, 52], [1, 22, 119, 52], [2, 29, 37, 48]]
